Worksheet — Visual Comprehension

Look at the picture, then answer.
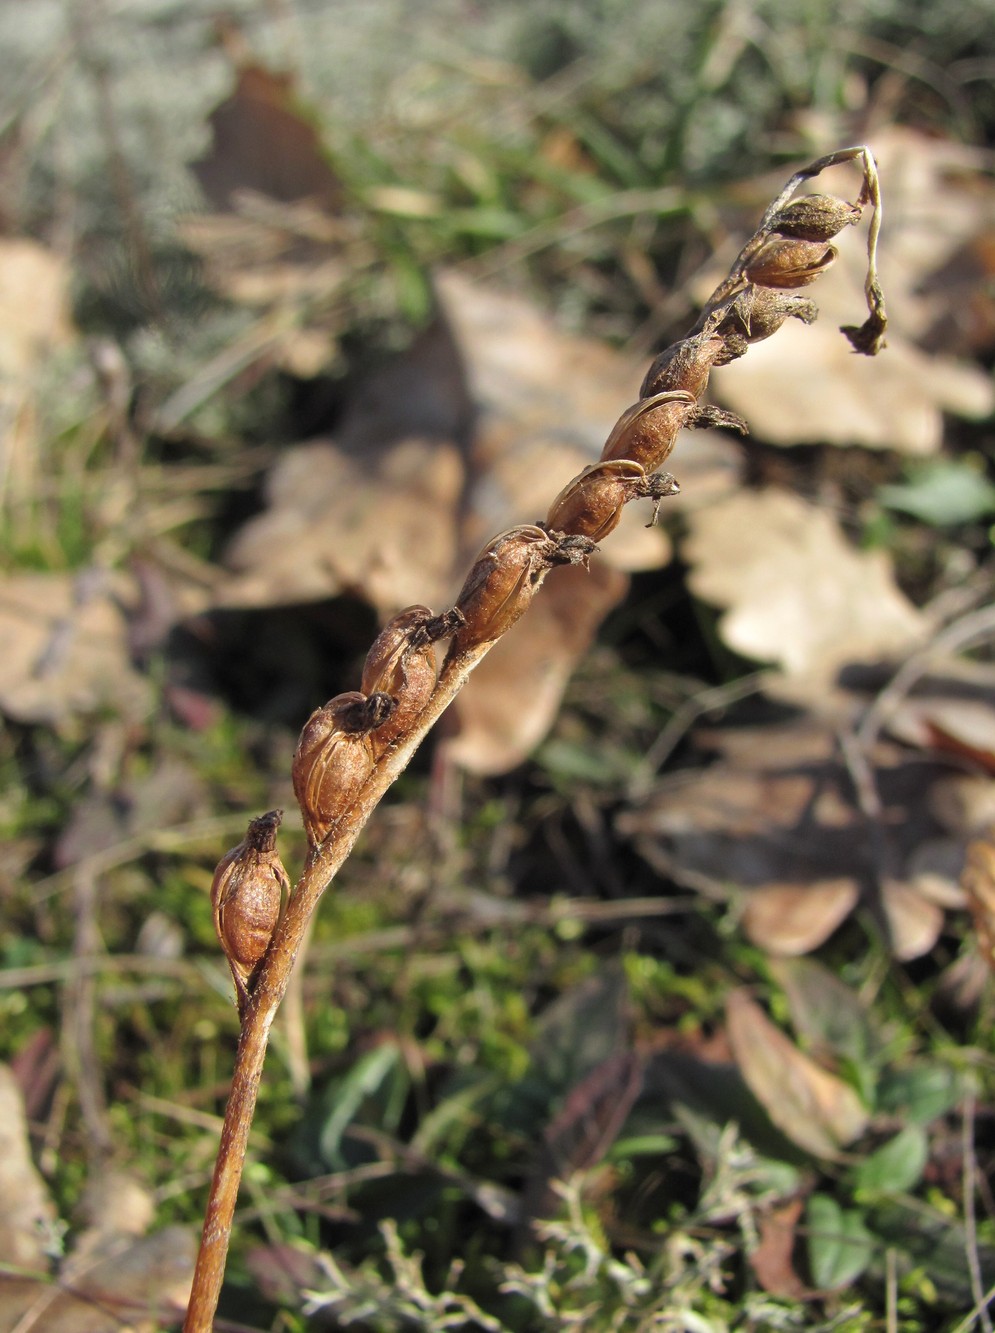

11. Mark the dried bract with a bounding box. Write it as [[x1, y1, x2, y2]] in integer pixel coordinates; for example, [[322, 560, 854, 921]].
[[600, 391, 696, 469], [743, 237, 837, 289], [361, 605, 463, 754], [769, 194, 862, 242], [547, 460, 679, 540], [211, 810, 290, 1012], [640, 334, 731, 400], [719, 285, 819, 344], [293, 692, 388, 846], [453, 525, 596, 650]]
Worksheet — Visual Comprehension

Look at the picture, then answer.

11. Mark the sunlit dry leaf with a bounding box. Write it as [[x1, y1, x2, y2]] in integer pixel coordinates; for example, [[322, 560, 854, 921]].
[[741, 880, 859, 956], [222, 436, 464, 614], [0, 238, 74, 512], [726, 989, 868, 1159], [962, 833, 995, 972], [0, 1064, 58, 1272], [929, 774, 995, 835], [877, 877, 945, 961], [0, 571, 150, 725], [905, 837, 969, 910], [683, 488, 925, 703], [920, 699, 995, 773], [750, 1198, 808, 1298]]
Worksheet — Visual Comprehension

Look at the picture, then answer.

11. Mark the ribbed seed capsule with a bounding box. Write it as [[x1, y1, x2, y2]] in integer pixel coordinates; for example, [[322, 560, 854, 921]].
[[547, 460, 679, 541], [743, 237, 837, 288], [293, 692, 394, 846], [452, 525, 596, 651], [639, 333, 735, 400], [211, 810, 290, 1013], [361, 605, 463, 755], [719, 285, 819, 344], [769, 194, 862, 242], [600, 391, 696, 469]]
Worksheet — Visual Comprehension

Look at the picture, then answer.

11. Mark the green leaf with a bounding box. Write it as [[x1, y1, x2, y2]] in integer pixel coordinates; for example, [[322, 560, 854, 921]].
[[875, 1064, 961, 1124], [769, 957, 875, 1065], [318, 1042, 405, 1169], [878, 460, 995, 527], [806, 1193, 874, 1290], [853, 1124, 929, 1195]]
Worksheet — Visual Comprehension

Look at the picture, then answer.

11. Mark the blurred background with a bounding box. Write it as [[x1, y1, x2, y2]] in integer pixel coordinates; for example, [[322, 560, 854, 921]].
[[1, 2, 994, 1329]]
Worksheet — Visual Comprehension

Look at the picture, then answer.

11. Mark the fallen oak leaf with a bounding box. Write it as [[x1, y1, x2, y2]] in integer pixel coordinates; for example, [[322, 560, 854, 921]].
[[683, 487, 926, 706], [740, 880, 860, 957], [726, 989, 868, 1160]]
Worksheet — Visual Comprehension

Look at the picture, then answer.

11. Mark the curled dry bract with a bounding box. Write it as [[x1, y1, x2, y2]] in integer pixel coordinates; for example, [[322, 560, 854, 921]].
[[743, 238, 838, 289], [600, 390, 696, 469], [211, 810, 290, 1011], [361, 605, 464, 755], [547, 460, 679, 541], [293, 692, 386, 846], [769, 194, 862, 242], [453, 525, 596, 650]]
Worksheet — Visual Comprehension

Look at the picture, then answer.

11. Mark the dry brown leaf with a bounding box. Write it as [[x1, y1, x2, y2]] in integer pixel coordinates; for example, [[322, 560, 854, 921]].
[[620, 716, 957, 957], [741, 880, 860, 957], [0, 238, 74, 509], [929, 774, 995, 836], [749, 1197, 808, 1299], [683, 488, 925, 704], [962, 833, 995, 971], [192, 63, 344, 213], [222, 436, 464, 614], [0, 570, 150, 725], [0, 1064, 58, 1273], [876, 877, 945, 961], [726, 989, 868, 1159]]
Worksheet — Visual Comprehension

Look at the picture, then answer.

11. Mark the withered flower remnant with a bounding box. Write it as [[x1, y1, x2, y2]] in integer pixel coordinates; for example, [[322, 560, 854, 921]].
[[452, 525, 596, 650], [211, 810, 290, 1014], [743, 237, 837, 288], [718, 285, 819, 345], [769, 194, 862, 242], [600, 391, 696, 470], [293, 692, 396, 846], [361, 605, 464, 755], [546, 460, 679, 541], [639, 333, 740, 401]]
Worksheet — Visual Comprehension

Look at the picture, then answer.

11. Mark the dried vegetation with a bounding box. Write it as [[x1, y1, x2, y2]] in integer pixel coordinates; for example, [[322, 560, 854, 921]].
[[1, 4, 995, 1332]]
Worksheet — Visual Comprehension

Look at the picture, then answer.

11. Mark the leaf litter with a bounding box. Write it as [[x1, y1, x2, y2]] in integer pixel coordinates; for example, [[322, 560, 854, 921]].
[[1, 25, 994, 1331]]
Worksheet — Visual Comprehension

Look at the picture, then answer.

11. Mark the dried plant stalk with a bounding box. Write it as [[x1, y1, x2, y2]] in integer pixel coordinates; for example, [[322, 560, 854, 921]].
[[183, 145, 888, 1330]]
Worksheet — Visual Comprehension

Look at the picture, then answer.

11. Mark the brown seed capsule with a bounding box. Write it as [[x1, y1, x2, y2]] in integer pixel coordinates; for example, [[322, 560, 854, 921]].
[[292, 692, 383, 846], [743, 237, 837, 288], [718, 284, 818, 344], [360, 605, 463, 755], [452, 525, 595, 651], [600, 391, 696, 470], [211, 810, 289, 1013], [769, 194, 862, 242], [639, 333, 731, 400], [547, 459, 678, 540]]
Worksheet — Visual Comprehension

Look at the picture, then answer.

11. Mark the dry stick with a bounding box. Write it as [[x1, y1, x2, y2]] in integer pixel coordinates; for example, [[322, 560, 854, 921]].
[[183, 147, 888, 1330]]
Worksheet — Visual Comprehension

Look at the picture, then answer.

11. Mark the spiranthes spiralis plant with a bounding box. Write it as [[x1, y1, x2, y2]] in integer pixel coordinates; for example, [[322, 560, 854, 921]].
[[183, 146, 888, 1330]]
